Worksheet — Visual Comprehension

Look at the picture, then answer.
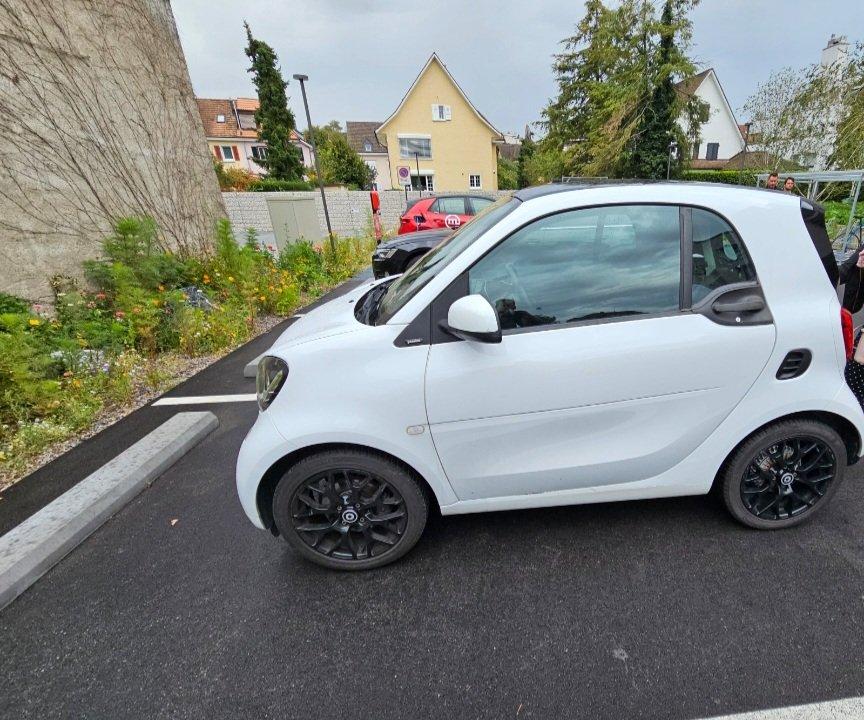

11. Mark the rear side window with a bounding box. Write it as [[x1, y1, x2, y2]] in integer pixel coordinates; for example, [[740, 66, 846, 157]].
[[691, 208, 756, 304], [468, 204, 681, 330], [432, 196, 467, 215], [470, 197, 494, 214]]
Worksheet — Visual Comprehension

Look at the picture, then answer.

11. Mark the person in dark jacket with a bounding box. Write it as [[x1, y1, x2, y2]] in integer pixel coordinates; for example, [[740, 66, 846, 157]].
[[839, 246, 864, 313]]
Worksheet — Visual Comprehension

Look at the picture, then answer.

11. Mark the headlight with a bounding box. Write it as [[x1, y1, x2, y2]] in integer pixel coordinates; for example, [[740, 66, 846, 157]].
[[256, 356, 288, 411], [375, 248, 397, 259]]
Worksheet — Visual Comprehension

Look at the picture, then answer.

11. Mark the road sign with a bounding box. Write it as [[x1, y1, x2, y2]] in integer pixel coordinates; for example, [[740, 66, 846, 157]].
[[397, 165, 411, 187]]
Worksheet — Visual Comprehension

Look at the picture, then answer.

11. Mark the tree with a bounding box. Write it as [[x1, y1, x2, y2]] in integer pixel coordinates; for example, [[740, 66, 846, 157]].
[[244, 23, 303, 181], [829, 45, 864, 169], [516, 135, 535, 188], [308, 123, 374, 188], [540, 0, 703, 178], [497, 156, 518, 189], [620, 0, 695, 179]]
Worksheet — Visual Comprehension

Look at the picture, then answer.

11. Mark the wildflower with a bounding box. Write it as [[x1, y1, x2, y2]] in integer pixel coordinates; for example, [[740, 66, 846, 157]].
[[71, 379, 82, 388], [95, 292, 106, 300], [87, 301, 96, 309], [259, 295, 266, 302], [63, 370, 73, 378], [158, 285, 165, 292], [152, 299, 160, 307], [132, 307, 141, 314], [28, 318, 41, 327], [115, 310, 125, 319], [228, 276, 235, 282], [203, 275, 210, 284]]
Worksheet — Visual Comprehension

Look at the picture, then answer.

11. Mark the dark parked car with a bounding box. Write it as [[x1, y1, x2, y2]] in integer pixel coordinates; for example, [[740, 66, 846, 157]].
[[398, 195, 494, 234], [372, 228, 452, 279]]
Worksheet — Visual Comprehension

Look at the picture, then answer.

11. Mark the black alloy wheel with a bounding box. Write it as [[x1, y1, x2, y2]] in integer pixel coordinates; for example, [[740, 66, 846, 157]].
[[272, 449, 428, 570], [291, 469, 408, 560], [740, 436, 836, 521], [721, 419, 847, 530]]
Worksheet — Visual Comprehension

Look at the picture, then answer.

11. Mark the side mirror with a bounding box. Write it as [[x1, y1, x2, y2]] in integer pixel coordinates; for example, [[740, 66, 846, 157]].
[[442, 294, 501, 343], [413, 214, 425, 227]]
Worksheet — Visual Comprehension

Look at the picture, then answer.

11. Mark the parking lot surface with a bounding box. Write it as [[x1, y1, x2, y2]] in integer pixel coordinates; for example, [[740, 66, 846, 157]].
[[3, 274, 864, 719]]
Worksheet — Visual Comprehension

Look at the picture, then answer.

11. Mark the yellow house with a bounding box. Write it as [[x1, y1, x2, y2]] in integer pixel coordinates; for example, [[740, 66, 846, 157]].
[[376, 53, 503, 192]]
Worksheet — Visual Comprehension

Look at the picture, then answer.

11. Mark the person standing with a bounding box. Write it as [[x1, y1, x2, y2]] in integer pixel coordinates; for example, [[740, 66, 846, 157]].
[[766, 172, 779, 190], [839, 246, 864, 313], [784, 177, 796, 192]]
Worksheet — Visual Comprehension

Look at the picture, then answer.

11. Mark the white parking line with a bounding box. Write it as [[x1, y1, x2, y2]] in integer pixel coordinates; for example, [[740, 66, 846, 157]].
[[701, 696, 864, 719], [152, 394, 256, 406]]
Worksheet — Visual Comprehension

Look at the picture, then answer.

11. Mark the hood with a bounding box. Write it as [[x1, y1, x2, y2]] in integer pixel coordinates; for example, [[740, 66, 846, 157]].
[[377, 230, 450, 251], [268, 277, 388, 352]]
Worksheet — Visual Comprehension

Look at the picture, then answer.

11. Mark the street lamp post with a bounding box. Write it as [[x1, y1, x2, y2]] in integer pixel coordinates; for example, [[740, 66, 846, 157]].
[[292, 73, 334, 253], [414, 151, 421, 196]]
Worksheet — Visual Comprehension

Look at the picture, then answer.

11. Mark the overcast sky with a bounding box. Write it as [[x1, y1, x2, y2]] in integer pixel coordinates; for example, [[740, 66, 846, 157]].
[[173, 0, 862, 136]]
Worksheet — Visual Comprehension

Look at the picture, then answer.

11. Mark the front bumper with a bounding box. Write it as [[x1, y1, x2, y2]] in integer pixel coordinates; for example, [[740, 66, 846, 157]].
[[236, 410, 289, 529]]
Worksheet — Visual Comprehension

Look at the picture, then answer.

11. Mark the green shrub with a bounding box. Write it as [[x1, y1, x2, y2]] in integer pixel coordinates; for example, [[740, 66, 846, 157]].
[[278, 241, 327, 292], [0, 292, 29, 315], [681, 170, 759, 186], [248, 178, 314, 192]]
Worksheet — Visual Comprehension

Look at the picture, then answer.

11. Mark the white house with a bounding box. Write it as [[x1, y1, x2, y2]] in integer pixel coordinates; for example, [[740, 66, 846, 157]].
[[676, 69, 745, 168], [345, 121, 391, 191]]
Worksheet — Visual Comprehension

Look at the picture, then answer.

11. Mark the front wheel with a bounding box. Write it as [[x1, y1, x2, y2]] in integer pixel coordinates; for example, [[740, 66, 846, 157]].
[[272, 450, 428, 570], [720, 419, 846, 530]]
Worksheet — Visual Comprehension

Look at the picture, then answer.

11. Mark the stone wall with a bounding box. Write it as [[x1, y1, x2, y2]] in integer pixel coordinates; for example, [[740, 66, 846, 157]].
[[0, 0, 225, 301], [223, 189, 514, 238]]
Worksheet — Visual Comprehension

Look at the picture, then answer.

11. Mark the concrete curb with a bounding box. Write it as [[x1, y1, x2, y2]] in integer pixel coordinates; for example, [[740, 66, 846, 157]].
[[243, 352, 264, 379], [0, 411, 218, 611]]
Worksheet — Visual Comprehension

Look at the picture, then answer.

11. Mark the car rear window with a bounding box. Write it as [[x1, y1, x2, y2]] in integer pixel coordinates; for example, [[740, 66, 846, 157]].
[[432, 196, 467, 215], [801, 199, 839, 286]]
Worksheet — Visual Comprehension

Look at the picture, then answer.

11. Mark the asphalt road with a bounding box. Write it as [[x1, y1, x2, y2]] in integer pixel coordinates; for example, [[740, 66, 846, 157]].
[[3, 273, 864, 719]]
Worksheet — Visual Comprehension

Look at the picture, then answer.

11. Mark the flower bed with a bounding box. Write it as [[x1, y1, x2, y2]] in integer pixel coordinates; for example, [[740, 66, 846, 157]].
[[0, 217, 376, 487]]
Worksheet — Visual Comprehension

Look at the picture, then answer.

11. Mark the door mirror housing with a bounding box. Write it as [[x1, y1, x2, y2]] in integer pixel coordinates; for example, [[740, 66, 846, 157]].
[[413, 214, 425, 226], [442, 294, 501, 343]]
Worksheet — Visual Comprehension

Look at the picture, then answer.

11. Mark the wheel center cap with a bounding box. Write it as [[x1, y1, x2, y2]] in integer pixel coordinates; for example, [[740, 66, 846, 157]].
[[779, 472, 795, 494], [341, 507, 358, 524]]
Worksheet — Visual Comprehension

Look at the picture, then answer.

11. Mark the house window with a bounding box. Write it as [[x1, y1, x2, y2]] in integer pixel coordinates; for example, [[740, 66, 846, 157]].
[[411, 174, 434, 191], [251, 145, 267, 161], [220, 145, 236, 162], [432, 104, 452, 121], [399, 136, 432, 159], [469, 174, 481, 189], [364, 140, 373, 152], [237, 111, 257, 131], [706, 143, 719, 161], [216, 114, 225, 123]]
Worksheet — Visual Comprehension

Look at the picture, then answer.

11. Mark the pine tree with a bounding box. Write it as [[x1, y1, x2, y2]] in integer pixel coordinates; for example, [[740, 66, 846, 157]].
[[516, 135, 535, 188], [244, 23, 303, 181], [621, 0, 680, 178]]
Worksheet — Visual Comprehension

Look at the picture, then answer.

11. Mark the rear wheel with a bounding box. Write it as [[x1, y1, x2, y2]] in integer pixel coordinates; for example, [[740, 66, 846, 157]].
[[720, 419, 846, 529], [272, 450, 428, 570]]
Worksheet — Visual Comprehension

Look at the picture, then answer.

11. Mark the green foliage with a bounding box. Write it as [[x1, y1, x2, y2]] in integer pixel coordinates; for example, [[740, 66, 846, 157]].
[[213, 159, 257, 191], [831, 46, 864, 169], [248, 178, 314, 192], [0, 215, 377, 479], [681, 169, 759, 185], [497, 157, 518, 190], [244, 22, 304, 181], [308, 123, 375, 188], [540, 0, 702, 178], [516, 136, 536, 188]]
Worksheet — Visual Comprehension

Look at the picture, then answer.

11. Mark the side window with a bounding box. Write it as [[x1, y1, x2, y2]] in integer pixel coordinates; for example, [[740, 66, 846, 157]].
[[691, 208, 756, 304], [468, 205, 681, 331], [434, 196, 467, 215], [470, 197, 494, 215]]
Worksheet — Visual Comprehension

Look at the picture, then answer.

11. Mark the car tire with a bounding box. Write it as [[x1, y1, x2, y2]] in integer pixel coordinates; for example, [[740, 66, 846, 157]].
[[272, 449, 428, 570], [720, 419, 846, 530]]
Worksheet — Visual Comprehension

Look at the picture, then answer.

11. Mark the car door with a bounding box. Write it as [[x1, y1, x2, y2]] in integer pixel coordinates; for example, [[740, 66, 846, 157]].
[[430, 196, 469, 230], [424, 204, 777, 501], [468, 197, 494, 217]]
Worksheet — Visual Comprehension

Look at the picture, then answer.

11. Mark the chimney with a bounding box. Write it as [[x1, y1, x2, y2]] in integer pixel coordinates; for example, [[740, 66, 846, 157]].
[[821, 34, 849, 69]]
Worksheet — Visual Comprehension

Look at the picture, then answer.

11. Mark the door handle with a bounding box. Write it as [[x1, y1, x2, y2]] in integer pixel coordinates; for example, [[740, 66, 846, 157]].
[[712, 296, 765, 314]]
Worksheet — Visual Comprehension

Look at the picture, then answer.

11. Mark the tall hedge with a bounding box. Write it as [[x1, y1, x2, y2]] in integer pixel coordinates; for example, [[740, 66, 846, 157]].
[[681, 169, 759, 186]]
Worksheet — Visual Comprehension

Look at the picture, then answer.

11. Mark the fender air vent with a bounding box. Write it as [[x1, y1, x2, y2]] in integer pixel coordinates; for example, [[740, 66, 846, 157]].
[[776, 349, 812, 380]]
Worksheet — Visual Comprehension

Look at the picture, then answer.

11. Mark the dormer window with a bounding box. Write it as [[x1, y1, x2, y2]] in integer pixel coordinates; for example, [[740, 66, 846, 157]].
[[364, 140, 372, 152]]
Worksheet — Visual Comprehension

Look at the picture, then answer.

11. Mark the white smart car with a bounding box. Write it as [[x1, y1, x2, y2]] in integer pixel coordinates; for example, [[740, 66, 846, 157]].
[[237, 183, 864, 570]]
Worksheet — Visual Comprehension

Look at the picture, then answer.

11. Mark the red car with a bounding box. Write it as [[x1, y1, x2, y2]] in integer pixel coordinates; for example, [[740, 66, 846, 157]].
[[398, 194, 495, 234]]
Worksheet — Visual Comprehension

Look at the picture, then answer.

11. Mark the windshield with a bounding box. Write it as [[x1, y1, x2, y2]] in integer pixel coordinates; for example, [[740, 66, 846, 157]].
[[375, 197, 519, 324]]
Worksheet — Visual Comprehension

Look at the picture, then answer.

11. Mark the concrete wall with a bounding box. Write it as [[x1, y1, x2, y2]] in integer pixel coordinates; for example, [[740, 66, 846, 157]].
[[0, 0, 225, 301], [223, 189, 513, 238]]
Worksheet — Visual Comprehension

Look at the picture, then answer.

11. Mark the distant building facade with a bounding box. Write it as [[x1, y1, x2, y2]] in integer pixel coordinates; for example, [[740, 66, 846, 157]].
[[676, 69, 746, 169], [196, 97, 314, 175], [375, 53, 503, 192], [345, 121, 390, 190]]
